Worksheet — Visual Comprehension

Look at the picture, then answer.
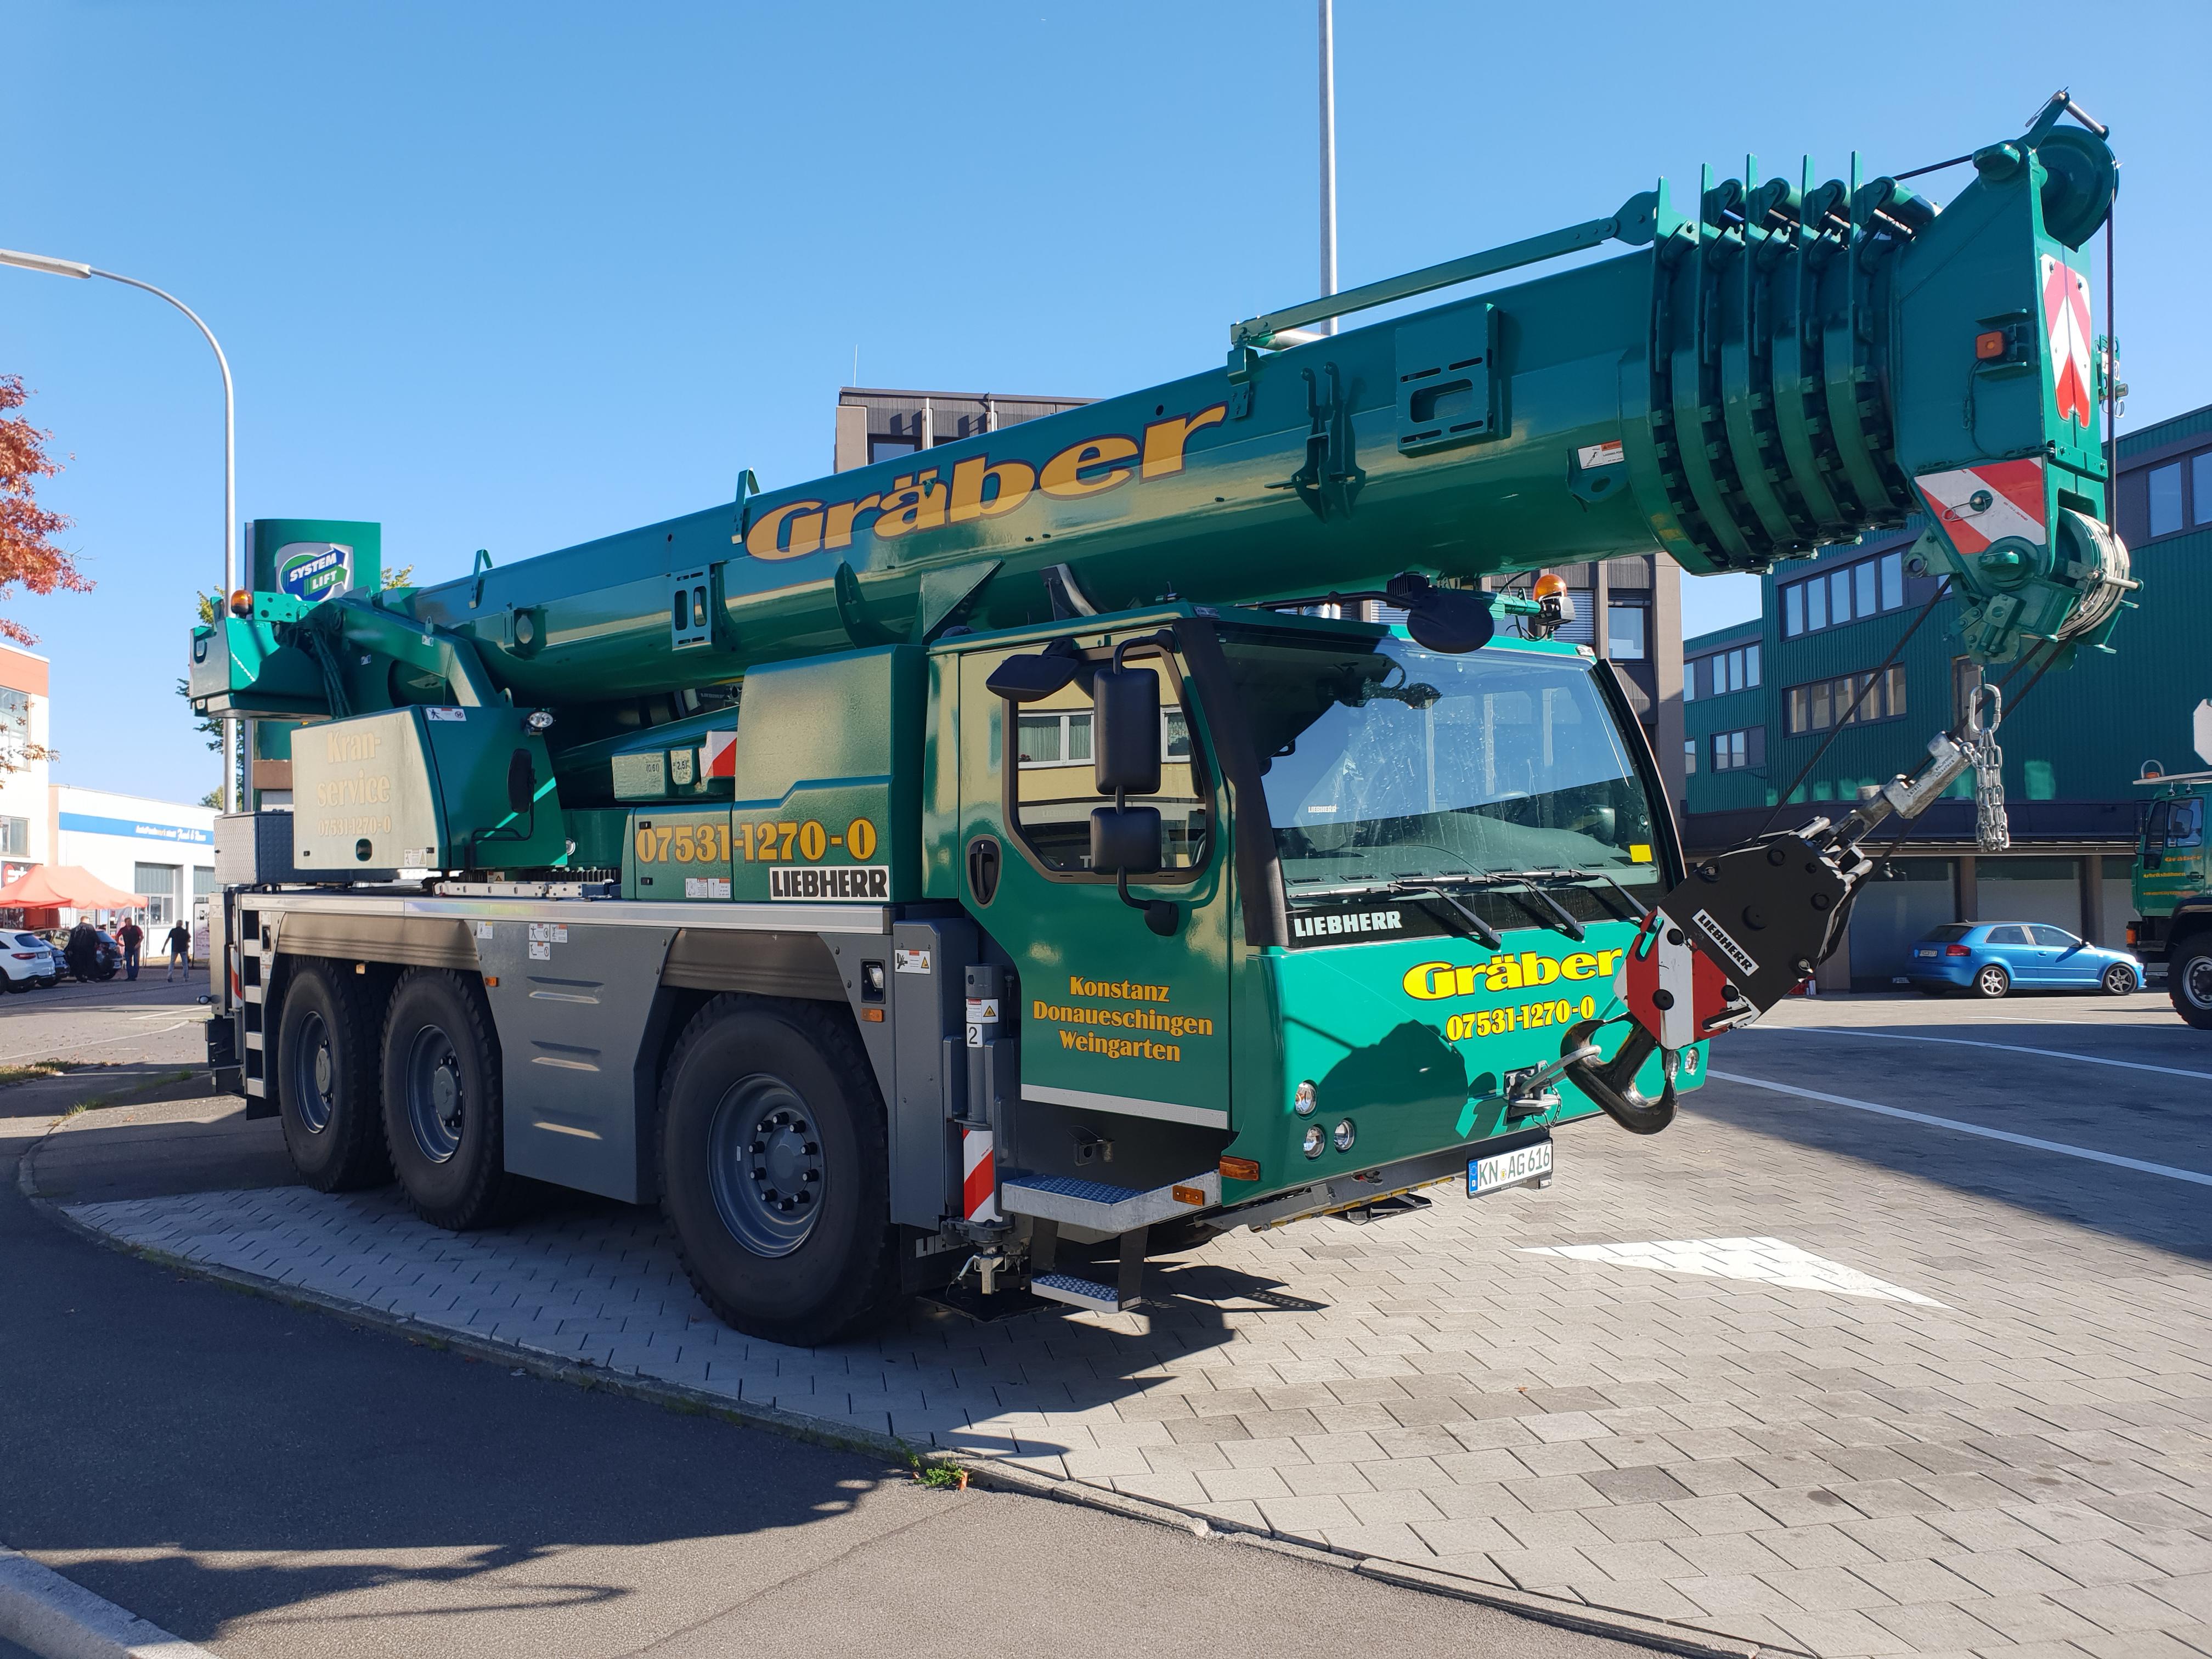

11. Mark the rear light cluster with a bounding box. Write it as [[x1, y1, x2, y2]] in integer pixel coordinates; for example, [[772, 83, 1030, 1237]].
[[9, 951, 35, 960], [1945, 944, 1972, 957]]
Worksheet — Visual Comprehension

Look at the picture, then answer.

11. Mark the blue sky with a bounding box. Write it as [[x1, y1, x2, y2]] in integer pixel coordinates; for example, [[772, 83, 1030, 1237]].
[[6, 1, 2206, 804]]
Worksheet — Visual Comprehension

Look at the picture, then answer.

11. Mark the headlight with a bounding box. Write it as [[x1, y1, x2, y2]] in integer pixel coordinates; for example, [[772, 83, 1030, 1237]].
[[1293, 1080, 1318, 1117], [1301, 1124, 1325, 1159], [1333, 1119, 1356, 1153]]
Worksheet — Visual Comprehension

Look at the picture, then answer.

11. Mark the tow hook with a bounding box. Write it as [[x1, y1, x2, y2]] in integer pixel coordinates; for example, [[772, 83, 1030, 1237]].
[[1559, 1018, 1678, 1136]]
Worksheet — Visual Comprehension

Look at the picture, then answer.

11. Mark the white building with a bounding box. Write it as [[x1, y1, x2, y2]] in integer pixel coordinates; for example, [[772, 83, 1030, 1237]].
[[50, 785, 216, 929], [0, 644, 53, 885]]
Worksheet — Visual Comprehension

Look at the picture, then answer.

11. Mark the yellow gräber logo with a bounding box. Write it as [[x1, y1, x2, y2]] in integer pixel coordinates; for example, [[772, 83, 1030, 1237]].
[[1402, 949, 1625, 1001]]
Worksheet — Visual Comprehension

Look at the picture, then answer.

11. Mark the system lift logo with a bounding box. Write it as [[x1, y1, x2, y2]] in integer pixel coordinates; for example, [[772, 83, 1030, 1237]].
[[275, 541, 353, 602]]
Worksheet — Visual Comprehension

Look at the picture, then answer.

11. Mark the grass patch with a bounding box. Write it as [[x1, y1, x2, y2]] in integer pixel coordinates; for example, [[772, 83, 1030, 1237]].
[[908, 1453, 969, 1491], [0, 1060, 77, 1087]]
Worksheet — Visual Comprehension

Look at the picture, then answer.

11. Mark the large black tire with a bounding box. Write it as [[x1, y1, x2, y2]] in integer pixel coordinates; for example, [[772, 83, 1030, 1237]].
[[2173, 945, 2212, 1031], [381, 969, 526, 1229], [275, 963, 392, 1191], [658, 996, 898, 1346], [1971, 962, 2011, 1000]]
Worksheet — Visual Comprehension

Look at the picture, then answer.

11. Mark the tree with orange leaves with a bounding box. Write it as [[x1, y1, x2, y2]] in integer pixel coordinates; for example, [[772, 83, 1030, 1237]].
[[0, 375, 92, 648]]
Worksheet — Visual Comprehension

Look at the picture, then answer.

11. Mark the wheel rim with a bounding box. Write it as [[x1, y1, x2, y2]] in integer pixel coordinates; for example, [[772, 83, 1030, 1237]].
[[404, 1023, 466, 1164], [2185, 959, 2212, 1012], [1979, 966, 2006, 996], [2106, 966, 2132, 995], [291, 1009, 336, 1133], [707, 1074, 825, 1259]]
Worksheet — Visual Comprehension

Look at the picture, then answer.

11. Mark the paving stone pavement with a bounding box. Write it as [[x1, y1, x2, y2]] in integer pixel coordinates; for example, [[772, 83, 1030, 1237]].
[[46, 1094, 2212, 1659]]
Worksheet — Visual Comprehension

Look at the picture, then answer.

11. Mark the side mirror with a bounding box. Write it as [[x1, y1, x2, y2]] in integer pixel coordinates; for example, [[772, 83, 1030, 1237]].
[[1093, 805, 1178, 937], [985, 639, 1083, 703], [1384, 571, 1496, 654], [1091, 805, 1163, 875], [1093, 661, 1161, 795]]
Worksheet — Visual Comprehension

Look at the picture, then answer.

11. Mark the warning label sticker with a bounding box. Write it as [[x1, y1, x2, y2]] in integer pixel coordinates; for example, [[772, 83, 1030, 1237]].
[[1577, 441, 1626, 470]]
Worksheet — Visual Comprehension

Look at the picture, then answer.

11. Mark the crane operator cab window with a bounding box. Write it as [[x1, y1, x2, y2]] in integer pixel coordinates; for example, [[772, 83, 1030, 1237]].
[[1006, 643, 1212, 878], [1220, 634, 1666, 920]]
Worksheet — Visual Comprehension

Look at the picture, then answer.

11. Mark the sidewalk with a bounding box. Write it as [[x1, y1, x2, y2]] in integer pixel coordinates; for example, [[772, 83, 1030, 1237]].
[[24, 1003, 2212, 1659]]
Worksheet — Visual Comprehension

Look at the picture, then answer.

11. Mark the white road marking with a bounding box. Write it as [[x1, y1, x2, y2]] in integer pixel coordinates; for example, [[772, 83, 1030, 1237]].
[[1520, 1235, 1942, 1305], [1782, 1026, 2212, 1082], [1708, 1068, 2212, 1188]]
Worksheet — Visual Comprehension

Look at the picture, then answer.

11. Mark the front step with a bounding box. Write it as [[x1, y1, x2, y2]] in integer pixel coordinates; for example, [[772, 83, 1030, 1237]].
[[1030, 1272, 1137, 1313], [996, 1169, 1220, 1232]]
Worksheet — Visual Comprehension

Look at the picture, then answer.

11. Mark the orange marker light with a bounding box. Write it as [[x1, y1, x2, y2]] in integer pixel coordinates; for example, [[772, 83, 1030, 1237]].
[[1171, 1184, 1205, 1206], [1218, 1155, 1261, 1183], [1532, 572, 1568, 603], [228, 588, 253, 617], [1974, 330, 2007, 361]]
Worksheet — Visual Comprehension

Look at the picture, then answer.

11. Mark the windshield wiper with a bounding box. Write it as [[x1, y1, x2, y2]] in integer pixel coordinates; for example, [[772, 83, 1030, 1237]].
[[1519, 867, 1654, 926], [1498, 878, 1585, 943], [1386, 879, 1502, 949]]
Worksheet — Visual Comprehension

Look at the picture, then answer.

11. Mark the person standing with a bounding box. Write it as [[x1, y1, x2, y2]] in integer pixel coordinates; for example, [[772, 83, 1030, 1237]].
[[117, 916, 143, 981], [64, 918, 98, 983], [164, 919, 190, 982]]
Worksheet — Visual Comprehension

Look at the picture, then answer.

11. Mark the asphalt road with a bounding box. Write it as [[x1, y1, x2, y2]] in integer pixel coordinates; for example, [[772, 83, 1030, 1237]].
[[1701, 988, 2211, 1262], [0, 1011, 1640, 1657]]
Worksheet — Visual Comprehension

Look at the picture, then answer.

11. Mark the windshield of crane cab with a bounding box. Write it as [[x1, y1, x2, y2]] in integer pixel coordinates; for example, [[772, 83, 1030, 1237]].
[[1220, 634, 1664, 898]]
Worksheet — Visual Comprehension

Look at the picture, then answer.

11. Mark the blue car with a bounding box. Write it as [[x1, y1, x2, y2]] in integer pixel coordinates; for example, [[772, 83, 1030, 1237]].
[[1908, 922, 2142, 999]]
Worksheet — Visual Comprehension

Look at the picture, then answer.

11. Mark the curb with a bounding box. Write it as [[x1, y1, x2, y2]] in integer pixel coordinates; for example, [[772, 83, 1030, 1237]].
[[0, 1547, 219, 1659], [15, 1136, 1793, 1659]]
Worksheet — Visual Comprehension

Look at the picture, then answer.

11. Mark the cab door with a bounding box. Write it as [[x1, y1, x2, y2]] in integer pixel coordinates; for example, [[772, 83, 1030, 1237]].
[[955, 630, 1233, 1132]]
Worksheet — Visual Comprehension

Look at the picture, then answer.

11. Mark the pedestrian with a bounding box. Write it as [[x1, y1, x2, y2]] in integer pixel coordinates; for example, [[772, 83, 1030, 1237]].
[[117, 916, 143, 981], [64, 918, 98, 983], [164, 919, 191, 982]]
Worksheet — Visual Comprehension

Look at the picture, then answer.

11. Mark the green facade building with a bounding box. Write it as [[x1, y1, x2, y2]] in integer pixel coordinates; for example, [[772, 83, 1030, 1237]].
[[1681, 399, 2212, 988]]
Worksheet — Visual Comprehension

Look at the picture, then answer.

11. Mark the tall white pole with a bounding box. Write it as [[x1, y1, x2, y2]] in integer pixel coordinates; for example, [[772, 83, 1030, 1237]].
[[0, 250, 239, 814], [1319, 0, 1338, 335]]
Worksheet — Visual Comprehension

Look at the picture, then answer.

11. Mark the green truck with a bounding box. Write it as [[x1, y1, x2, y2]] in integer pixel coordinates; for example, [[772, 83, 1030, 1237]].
[[193, 97, 2134, 1344], [2131, 732, 2212, 1027]]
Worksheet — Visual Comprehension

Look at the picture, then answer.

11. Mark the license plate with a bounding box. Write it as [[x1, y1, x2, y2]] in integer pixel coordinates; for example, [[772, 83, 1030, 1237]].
[[1469, 1138, 1552, 1197], [1915, 947, 1937, 958]]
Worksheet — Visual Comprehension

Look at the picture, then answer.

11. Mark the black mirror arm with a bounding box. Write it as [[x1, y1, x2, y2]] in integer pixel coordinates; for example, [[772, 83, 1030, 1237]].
[[1116, 871, 1180, 938]]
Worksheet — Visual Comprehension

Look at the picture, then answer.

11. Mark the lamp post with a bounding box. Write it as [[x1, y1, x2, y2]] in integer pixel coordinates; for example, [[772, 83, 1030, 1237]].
[[0, 246, 239, 813]]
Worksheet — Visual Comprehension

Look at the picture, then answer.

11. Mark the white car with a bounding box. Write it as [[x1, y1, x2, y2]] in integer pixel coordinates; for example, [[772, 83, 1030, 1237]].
[[1, 931, 59, 992]]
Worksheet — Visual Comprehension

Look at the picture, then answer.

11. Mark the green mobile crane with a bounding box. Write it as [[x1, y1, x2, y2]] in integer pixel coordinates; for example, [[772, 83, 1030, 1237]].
[[2130, 701, 2212, 1027], [193, 94, 2131, 1344]]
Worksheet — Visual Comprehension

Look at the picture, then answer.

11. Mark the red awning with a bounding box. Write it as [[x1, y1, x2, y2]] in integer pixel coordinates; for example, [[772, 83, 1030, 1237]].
[[0, 864, 147, 910]]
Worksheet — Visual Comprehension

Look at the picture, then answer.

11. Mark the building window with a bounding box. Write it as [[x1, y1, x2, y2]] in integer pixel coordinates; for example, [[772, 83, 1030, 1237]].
[[1606, 603, 1647, 661], [1786, 666, 1906, 735], [1697, 644, 1760, 694], [2148, 461, 2183, 538], [2196, 452, 2212, 528], [1683, 738, 1697, 775], [0, 689, 27, 765], [1682, 660, 1696, 702], [1017, 710, 1093, 768], [1779, 550, 1906, 637], [134, 863, 180, 927], [1711, 727, 1763, 771], [192, 867, 219, 897], [868, 436, 919, 466], [0, 818, 26, 857]]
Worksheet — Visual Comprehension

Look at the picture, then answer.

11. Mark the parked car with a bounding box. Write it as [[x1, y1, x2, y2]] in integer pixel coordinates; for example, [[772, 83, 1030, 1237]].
[[45, 927, 121, 983], [0, 932, 58, 992], [1908, 922, 2143, 999]]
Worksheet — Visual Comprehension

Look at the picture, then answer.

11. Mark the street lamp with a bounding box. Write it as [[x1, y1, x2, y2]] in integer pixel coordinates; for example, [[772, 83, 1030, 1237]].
[[0, 246, 239, 813]]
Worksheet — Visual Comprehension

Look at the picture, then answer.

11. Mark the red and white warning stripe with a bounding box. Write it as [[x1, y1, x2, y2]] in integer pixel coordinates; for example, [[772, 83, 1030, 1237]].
[[961, 1125, 998, 1223], [2041, 255, 2095, 427], [1623, 908, 1735, 1052], [702, 729, 737, 780], [1913, 458, 2047, 557]]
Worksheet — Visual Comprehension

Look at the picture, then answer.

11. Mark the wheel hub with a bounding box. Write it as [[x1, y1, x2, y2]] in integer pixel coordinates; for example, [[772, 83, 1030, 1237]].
[[405, 1025, 466, 1164], [708, 1078, 826, 1257], [2186, 960, 2212, 1010], [294, 1010, 335, 1135]]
